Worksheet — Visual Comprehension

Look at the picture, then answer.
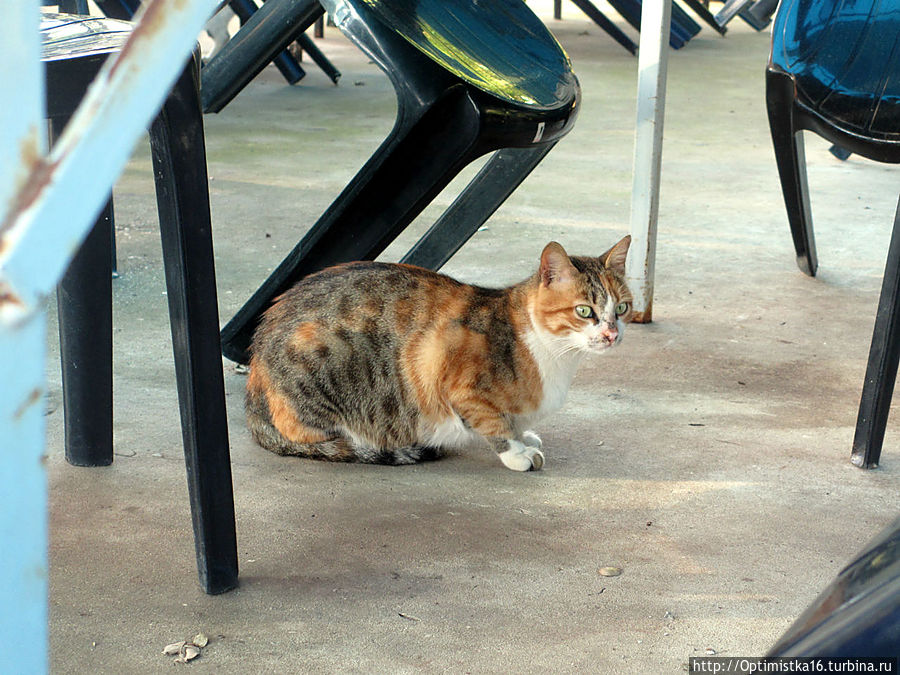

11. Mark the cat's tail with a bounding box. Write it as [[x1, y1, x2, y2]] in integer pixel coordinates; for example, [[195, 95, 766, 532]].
[[352, 444, 442, 466], [246, 387, 439, 465], [251, 421, 440, 465]]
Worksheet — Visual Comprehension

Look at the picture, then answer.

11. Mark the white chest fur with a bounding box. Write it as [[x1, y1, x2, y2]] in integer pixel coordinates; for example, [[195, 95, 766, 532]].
[[522, 327, 584, 422]]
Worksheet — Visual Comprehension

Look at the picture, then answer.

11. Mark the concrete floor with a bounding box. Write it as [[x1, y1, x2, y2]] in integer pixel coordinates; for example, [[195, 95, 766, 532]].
[[46, 5, 900, 673]]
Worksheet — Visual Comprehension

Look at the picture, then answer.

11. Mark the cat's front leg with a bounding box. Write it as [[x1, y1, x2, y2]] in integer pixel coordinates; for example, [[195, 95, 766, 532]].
[[452, 399, 545, 471], [510, 416, 543, 451], [490, 438, 545, 472]]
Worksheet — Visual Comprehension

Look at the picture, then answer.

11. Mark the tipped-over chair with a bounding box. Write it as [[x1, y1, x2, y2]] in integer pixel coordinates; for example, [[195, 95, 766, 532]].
[[766, 0, 900, 469], [219, 0, 581, 365]]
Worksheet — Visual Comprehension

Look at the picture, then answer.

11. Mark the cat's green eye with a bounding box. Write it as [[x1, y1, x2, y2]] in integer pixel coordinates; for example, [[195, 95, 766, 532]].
[[575, 305, 594, 319], [615, 302, 629, 316]]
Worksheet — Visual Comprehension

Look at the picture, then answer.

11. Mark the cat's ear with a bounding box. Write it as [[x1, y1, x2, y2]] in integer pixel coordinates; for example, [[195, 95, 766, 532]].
[[540, 242, 577, 287], [599, 235, 631, 273]]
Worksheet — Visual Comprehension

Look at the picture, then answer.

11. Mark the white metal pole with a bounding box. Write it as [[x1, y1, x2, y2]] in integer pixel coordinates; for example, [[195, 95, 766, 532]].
[[627, 0, 672, 323]]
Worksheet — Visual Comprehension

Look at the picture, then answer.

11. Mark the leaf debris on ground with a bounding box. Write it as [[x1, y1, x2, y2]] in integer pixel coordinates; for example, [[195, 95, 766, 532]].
[[162, 633, 209, 664]]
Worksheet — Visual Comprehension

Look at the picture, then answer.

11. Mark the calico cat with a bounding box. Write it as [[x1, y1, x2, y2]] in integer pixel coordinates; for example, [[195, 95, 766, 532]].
[[245, 236, 632, 471]]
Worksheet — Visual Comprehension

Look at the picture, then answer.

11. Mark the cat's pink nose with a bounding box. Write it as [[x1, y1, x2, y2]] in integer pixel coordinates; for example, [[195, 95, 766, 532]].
[[601, 325, 618, 344]]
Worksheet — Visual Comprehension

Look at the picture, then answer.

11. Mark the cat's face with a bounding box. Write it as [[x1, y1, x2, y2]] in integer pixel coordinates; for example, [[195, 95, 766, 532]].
[[531, 237, 633, 356]]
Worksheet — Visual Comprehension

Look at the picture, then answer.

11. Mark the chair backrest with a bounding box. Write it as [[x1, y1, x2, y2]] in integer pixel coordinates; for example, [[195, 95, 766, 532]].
[[323, 0, 578, 111], [770, 0, 900, 141]]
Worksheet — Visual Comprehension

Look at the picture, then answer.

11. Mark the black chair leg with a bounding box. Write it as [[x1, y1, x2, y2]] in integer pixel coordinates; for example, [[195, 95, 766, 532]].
[[57, 201, 114, 468], [51, 114, 114, 468], [766, 68, 818, 277], [203, 0, 324, 113], [681, 0, 728, 35], [296, 33, 341, 85], [149, 57, 238, 594], [851, 196, 900, 469], [568, 0, 638, 55], [401, 144, 555, 270]]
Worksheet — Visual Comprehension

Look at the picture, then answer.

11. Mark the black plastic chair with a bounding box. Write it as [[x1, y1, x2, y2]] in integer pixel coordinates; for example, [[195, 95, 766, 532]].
[[43, 13, 238, 594], [768, 515, 900, 657], [219, 0, 581, 365], [766, 0, 900, 469], [97, 0, 338, 89]]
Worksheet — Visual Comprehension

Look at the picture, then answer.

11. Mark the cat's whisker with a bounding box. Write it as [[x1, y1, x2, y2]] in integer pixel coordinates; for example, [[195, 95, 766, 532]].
[[547, 341, 587, 359]]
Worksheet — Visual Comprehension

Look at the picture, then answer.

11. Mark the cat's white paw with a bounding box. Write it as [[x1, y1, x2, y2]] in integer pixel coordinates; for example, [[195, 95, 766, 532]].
[[499, 440, 545, 472], [522, 430, 543, 450]]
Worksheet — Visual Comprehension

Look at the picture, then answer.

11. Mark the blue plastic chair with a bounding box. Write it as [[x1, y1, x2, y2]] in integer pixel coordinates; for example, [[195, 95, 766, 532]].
[[768, 515, 900, 657], [766, 0, 900, 469]]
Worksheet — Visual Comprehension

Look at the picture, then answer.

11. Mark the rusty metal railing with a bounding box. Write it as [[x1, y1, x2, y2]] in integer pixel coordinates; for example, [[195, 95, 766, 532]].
[[0, 2, 219, 671]]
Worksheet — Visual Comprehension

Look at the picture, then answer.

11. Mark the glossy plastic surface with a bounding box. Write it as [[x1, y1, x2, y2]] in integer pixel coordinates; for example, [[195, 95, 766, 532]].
[[770, 515, 900, 656], [327, 0, 576, 110], [770, 0, 900, 140]]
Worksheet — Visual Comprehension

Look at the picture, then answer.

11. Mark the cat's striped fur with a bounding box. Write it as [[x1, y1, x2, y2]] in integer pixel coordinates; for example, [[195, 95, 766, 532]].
[[245, 237, 632, 471]]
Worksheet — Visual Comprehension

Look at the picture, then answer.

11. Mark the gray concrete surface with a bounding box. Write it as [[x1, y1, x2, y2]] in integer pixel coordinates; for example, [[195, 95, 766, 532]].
[[46, 5, 900, 673]]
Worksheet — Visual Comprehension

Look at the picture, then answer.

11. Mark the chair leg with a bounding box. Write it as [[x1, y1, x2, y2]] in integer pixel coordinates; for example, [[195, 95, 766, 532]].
[[401, 144, 556, 270], [57, 203, 114, 467], [51, 115, 114, 468], [149, 57, 238, 594], [851, 196, 900, 469], [766, 68, 818, 276], [203, 0, 324, 113], [681, 0, 728, 36], [296, 33, 341, 84], [714, 0, 753, 26], [568, 0, 638, 55]]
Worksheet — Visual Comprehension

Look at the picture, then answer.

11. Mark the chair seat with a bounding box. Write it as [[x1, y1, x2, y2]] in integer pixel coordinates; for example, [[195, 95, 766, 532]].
[[770, 0, 900, 144], [42, 13, 132, 119], [41, 12, 131, 60], [345, 0, 577, 110]]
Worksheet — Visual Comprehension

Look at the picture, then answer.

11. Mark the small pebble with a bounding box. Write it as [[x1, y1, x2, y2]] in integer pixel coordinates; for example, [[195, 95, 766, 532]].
[[598, 566, 623, 577]]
